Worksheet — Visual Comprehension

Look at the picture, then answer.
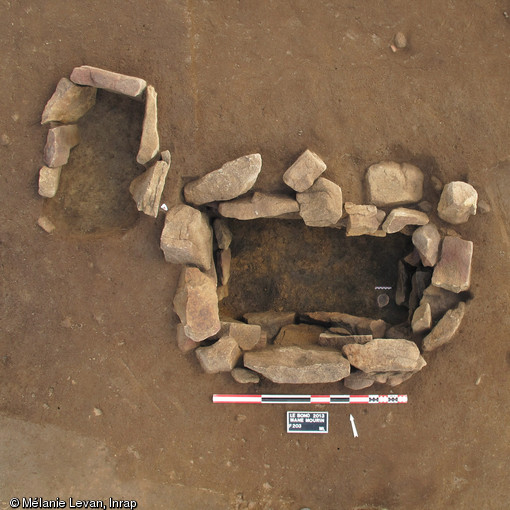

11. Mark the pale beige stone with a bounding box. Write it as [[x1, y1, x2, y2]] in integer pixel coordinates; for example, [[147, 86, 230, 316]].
[[412, 223, 441, 266], [437, 181, 478, 224], [37, 216, 56, 234], [196, 336, 241, 373], [283, 149, 327, 192], [136, 85, 159, 165], [220, 321, 261, 351], [41, 77, 97, 124], [296, 177, 343, 227], [218, 192, 298, 220], [344, 202, 385, 236], [243, 311, 296, 340], [382, 208, 429, 234], [231, 368, 260, 384], [38, 166, 62, 198], [366, 161, 424, 206], [43, 125, 80, 168], [173, 267, 220, 342], [244, 346, 350, 384], [160, 205, 213, 270], [184, 154, 262, 205], [70, 65, 147, 99], [176, 324, 199, 353], [432, 236, 473, 293], [422, 302, 466, 351], [129, 152, 170, 217], [411, 302, 432, 333]]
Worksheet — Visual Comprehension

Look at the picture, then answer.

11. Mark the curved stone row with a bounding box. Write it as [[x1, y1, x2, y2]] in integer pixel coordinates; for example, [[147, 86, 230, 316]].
[[37, 65, 170, 232]]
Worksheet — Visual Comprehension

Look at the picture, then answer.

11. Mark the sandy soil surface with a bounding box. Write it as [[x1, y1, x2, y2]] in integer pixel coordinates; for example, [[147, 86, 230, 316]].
[[1, 1, 510, 509]]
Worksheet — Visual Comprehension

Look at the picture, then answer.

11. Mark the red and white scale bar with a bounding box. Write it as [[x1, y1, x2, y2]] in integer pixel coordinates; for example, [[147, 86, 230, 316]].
[[212, 394, 408, 404]]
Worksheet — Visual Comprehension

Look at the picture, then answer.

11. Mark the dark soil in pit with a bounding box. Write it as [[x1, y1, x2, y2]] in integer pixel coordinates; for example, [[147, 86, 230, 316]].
[[220, 219, 412, 325], [44, 90, 145, 235]]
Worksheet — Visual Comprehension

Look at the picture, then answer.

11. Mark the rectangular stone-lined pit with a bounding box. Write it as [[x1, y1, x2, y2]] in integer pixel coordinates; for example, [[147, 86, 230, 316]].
[[219, 219, 413, 324]]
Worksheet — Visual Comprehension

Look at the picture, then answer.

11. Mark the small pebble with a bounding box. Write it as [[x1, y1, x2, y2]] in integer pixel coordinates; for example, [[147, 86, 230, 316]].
[[431, 176, 443, 192], [418, 200, 433, 213], [394, 32, 407, 49], [93, 407, 103, 416], [37, 216, 56, 234], [377, 293, 390, 308], [1, 133, 10, 146]]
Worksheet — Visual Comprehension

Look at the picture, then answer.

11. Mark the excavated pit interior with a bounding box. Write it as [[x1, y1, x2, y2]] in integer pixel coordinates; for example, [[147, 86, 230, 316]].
[[43, 90, 145, 235], [219, 218, 414, 325]]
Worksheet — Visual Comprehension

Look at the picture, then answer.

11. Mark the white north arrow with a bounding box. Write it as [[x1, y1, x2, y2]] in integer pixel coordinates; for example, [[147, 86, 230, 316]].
[[349, 414, 358, 438]]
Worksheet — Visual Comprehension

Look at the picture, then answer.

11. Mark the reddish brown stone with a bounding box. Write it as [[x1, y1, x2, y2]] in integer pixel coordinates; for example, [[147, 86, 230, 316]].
[[432, 236, 473, 293], [43, 125, 80, 168]]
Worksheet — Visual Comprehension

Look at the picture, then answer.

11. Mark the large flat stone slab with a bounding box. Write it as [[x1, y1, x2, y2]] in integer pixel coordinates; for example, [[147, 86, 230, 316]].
[[41, 77, 97, 124], [420, 284, 462, 320], [218, 192, 298, 220], [422, 302, 466, 351], [173, 267, 220, 342], [70, 65, 147, 99], [184, 154, 262, 205], [382, 207, 429, 234], [283, 149, 327, 192], [366, 161, 424, 206], [243, 311, 296, 340], [438, 181, 478, 224], [160, 204, 213, 270], [301, 312, 387, 338], [343, 338, 422, 373], [296, 177, 343, 227], [129, 151, 170, 217], [136, 85, 159, 166], [43, 125, 80, 168], [244, 346, 350, 384], [432, 236, 473, 293], [273, 324, 324, 347]]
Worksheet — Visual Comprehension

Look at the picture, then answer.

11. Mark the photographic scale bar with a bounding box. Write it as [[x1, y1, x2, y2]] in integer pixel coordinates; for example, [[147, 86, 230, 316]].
[[212, 394, 408, 404]]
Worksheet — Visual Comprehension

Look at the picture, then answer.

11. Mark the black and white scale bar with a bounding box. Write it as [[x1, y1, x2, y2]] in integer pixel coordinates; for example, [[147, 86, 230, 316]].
[[212, 394, 408, 404]]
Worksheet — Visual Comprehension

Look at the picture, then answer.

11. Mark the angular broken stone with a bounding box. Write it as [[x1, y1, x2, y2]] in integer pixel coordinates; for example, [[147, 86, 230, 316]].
[[243, 311, 296, 340], [129, 151, 170, 217], [420, 284, 462, 321], [213, 218, 232, 250], [344, 202, 385, 236], [343, 339, 421, 373], [43, 125, 80, 167], [318, 333, 372, 349], [273, 324, 324, 347], [218, 192, 299, 220], [422, 302, 466, 351], [217, 248, 231, 286], [41, 77, 97, 124], [160, 204, 213, 270], [437, 181, 478, 224], [220, 321, 261, 350], [432, 236, 473, 293], [412, 223, 441, 267], [70, 65, 147, 99], [173, 267, 220, 342], [244, 346, 350, 384], [408, 269, 432, 316], [195, 336, 241, 373], [184, 154, 262, 206], [38, 166, 62, 198], [231, 367, 260, 384], [176, 323, 199, 353], [136, 85, 159, 165], [343, 371, 376, 390], [381, 208, 429, 234], [395, 260, 412, 307], [301, 312, 387, 338], [366, 161, 424, 207], [283, 149, 327, 192], [403, 249, 422, 267], [37, 216, 56, 234], [385, 323, 411, 339], [217, 284, 229, 302], [296, 177, 343, 227], [411, 302, 432, 334]]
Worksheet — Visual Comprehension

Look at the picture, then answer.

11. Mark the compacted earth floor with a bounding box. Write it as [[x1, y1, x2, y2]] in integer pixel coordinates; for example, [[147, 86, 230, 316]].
[[1, 1, 510, 509]]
